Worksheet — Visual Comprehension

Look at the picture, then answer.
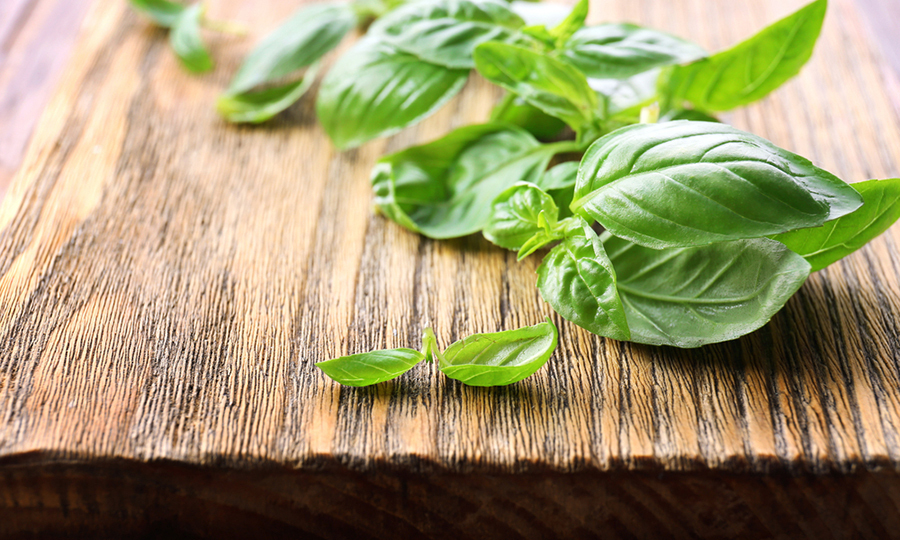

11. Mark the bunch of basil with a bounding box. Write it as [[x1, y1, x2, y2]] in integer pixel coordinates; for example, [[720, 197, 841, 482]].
[[130, 0, 900, 387]]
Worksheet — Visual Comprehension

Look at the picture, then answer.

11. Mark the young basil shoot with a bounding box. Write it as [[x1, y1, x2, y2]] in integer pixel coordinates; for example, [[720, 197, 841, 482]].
[[316, 321, 559, 387]]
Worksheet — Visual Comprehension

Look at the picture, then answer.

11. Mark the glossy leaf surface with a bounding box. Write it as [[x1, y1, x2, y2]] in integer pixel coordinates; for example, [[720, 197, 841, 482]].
[[559, 24, 705, 79], [666, 0, 827, 111], [537, 223, 630, 340], [605, 235, 810, 347], [483, 182, 558, 250], [317, 38, 468, 149], [372, 124, 556, 238], [572, 121, 862, 249], [316, 348, 424, 386], [772, 178, 900, 271], [439, 319, 558, 386]]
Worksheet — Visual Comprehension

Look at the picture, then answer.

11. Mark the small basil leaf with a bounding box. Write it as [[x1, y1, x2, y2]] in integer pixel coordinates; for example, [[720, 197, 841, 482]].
[[216, 66, 318, 123], [589, 69, 660, 121], [659, 108, 720, 123], [421, 327, 440, 363], [170, 4, 213, 73], [509, 1, 570, 27], [439, 319, 558, 386], [537, 222, 630, 340], [474, 41, 602, 132], [604, 235, 811, 348], [558, 24, 706, 79], [224, 4, 356, 95], [490, 95, 567, 140], [537, 161, 578, 218], [316, 37, 468, 149], [548, 0, 588, 44], [372, 124, 557, 238], [316, 348, 425, 386], [369, 0, 528, 69], [129, 0, 186, 28], [665, 0, 827, 111], [771, 178, 900, 272], [484, 182, 559, 250], [572, 121, 863, 249]]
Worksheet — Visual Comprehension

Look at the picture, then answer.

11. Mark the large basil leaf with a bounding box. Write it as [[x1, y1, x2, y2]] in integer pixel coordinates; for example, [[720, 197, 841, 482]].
[[572, 121, 863, 249], [369, 0, 527, 69], [225, 4, 356, 95], [537, 222, 630, 340], [558, 24, 705, 79], [129, 0, 185, 27], [169, 4, 213, 73], [217, 66, 319, 123], [439, 319, 558, 386], [483, 182, 559, 250], [772, 178, 900, 272], [372, 124, 558, 238], [604, 235, 810, 347], [474, 42, 602, 132], [665, 0, 826, 112], [316, 37, 468, 149], [316, 348, 424, 386]]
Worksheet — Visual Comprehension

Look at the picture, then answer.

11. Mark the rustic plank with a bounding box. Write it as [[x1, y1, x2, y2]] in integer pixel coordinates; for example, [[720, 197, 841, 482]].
[[1, 0, 900, 536]]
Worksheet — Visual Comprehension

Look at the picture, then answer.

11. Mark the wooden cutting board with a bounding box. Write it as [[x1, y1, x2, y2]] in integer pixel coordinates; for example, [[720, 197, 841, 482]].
[[2, 0, 900, 537]]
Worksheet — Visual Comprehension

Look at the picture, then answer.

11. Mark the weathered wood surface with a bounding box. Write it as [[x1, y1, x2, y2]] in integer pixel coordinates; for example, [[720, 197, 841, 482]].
[[2, 0, 900, 537]]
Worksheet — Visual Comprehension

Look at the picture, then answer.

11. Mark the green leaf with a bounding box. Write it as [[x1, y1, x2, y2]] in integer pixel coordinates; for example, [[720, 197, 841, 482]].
[[483, 182, 559, 250], [589, 68, 660, 121], [571, 121, 863, 249], [537, 221, 630, 340], [659, 108, 720, 123], [169, 4, 213, 73], [129, 0, 186, 27], [371, 123, 560, 238], [489, 95, 567, 140], [369, 0, 527, 69], [316, 37, 468, 149], [224, 4, 356, 95], [771, 178, 900, 271], [474, 41, 602, 132], [548, 0, 588, 44], [665, 0, 827, 112], [216, 65, 319, 123], [604, 235, 811, 347], [316, 348, 424, 386], [558, 24, 706, 79], [537, 161, 578, 218], [439, 319, 558, 386]]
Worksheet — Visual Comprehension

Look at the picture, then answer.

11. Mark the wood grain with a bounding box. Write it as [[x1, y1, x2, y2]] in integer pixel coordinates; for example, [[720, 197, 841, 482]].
[[1, 0, 900, 537]]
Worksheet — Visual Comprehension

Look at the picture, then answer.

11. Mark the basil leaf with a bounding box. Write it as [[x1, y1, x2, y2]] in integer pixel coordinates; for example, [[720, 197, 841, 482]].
[[548, 0, 587, 44], [316, 37, 468, 149], [665, 0, 827, 112], [604, 235, 811, 347], [771, 178, 900, 272], [439, 319, 558, 386], [224, 4, 356, 95], [372, 124, 557, 238], [571, 121, 863, 249], [537, 222, 630, 341], [316, 348, 424, 386], [509, 1, 569, 27], [537, 161, 578, 218], [170, 4, 213, 73], [216, 65, 319, 123], [474, 41, 602, 132], [558, 24, 705, 79], [589, 68, 660, 121], [129, 0, 186, 28], [489, 95, 567, 140], [369, 0, 527, 69], [483, 182, 559, 250]]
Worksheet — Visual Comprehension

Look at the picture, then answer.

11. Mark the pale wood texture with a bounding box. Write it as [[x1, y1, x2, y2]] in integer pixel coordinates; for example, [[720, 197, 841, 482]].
[[1, 0, 900, 537]]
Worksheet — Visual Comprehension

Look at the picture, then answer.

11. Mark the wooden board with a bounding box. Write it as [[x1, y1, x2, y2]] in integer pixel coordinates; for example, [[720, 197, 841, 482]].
[[2, 0, 900, 536]]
